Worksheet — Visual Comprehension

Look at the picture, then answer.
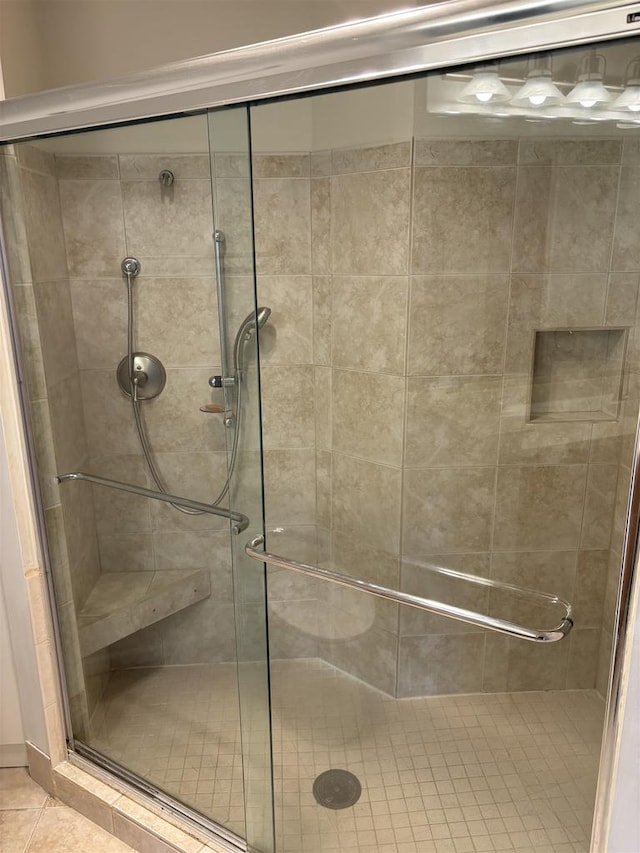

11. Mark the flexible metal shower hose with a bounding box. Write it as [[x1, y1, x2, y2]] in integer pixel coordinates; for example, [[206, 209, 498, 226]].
[[125, 273, 239, 515]]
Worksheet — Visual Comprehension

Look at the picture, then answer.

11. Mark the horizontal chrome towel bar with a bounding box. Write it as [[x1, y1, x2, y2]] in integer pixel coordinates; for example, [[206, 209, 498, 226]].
[[245, 535, 573, 643], [56, 471, 249, 533]]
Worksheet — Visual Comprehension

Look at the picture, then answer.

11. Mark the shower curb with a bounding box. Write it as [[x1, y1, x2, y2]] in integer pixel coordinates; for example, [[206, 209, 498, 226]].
[[29, 747, 240, 853]]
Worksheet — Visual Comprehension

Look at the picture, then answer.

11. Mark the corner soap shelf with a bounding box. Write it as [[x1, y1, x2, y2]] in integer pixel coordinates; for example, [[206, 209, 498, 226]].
[[77, 568, 210, 657]]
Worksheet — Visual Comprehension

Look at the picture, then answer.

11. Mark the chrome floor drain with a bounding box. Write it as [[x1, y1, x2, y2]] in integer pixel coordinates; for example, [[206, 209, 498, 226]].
[[312, 769, 362, 809]]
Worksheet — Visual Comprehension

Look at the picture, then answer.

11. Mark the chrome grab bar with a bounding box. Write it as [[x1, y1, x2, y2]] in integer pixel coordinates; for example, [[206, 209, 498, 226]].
[[245, 535, 573, 643], [56, 472, 250, 533]]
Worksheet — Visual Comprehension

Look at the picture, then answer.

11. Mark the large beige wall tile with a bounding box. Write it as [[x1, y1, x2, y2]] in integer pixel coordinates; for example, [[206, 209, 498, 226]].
[[263, 448, 316, 527], [312, 276, 331, 367], [261, 364, 315, 450], [30, 400, 61, 509], [332, 275, 408, 374], [518, 139, 621, 166], [580, 464, 618, 549], [483, 632, 569, 691], [504, 273, 608, 373], [119, 154, 210, 181], [213, 179, 254, 276], [411, 166, 515, 274], [512, 166, 618, 273], [402, 467, 494, 556], [323, 624, 398, 696], [489, 550, 576, 630], [99, 534, 155, 573], [316, 450, 332, 529], [398, 634, 484, 696], [414, 139, 516, 167], [498, 376, 592, 465], [332, 453, 402, 554], [12, 285, 47, 400], [566, 628, 600, 688], [48, 372, 88, 471], [20, 169, 68, 281], [0, 155, 34, 285], [612, 166, 640, 271], [81, 370, 141, 456], [405, 375, 501, 467], [605, 272, 640, 324], [314, 367, 331, 451], [408, 275, 508, 375], [253, 177, 311, 275], [55, 154, 119, 179], [331, 169, 410, 275], [252, 154, 309, 179], [122, 179, 213, 258], [90, 454, 151, 539], [141, 367, 227, 452], [311, 177, 330, 274], [332, 369, 405, 466], [493, 465, 588, 551], [400, 552, 490, 636], [149, 451, 229, 531], [136, 277, 219, 367], [332, 142, 411, 174], [574, 551, 608, 628], [33, 280, 77, 388], [331, 529, 400, 634], [70, 278, 127, 368], [59, 179, 125, 277], [256, 275, 313, 365], [156, 600, 236, 665]]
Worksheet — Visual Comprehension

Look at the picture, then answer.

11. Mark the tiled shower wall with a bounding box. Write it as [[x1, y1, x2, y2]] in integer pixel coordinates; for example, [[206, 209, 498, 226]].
[[54, 152, 237, 669], [255, 137, 640, 697], [0, 144, 105, 734], [4, 138, 639, 704]]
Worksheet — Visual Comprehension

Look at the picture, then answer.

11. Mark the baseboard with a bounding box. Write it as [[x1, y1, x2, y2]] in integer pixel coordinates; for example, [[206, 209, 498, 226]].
[[0, 742, 27, 767]]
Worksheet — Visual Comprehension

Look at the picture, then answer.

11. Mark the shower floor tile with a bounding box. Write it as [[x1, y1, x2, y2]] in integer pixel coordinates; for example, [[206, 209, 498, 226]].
[[90, 659, 604, 853]]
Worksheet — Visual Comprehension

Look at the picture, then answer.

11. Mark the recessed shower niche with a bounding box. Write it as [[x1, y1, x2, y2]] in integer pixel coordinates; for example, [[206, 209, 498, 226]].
[[529, 326, 628, 422]]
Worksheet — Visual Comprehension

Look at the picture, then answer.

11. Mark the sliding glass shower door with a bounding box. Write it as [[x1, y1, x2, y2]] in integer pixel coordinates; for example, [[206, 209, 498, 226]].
[[1, 104, 273, 848], [243, 35, 640, 853]]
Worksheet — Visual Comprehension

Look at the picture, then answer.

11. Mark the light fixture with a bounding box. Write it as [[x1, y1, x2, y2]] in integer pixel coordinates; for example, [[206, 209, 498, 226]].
[[566, 51, 611, 108], [512, 54, 564, 108], [458, 65, 510, 104], [612, 58, 640, 112]]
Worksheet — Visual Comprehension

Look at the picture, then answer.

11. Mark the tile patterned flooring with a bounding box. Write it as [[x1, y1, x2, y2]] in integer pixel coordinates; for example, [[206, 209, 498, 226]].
[[90, 658, 605, 853], [0, 767, 135, 853]]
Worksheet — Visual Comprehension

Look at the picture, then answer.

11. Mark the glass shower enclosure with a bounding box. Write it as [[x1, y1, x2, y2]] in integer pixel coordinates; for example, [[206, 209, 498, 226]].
[[1, 4, 639, 852]]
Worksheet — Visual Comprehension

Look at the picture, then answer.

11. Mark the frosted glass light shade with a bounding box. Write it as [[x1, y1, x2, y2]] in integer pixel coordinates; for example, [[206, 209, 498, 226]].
[[613, 60, 640, 112], [566, 78, 611, 108], [512, 74, 564, 108], [459, 71, 510, 104]]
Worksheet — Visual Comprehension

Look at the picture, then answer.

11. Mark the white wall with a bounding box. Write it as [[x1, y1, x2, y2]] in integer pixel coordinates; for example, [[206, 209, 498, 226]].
[[0, 570, 26, 766], [0, 0, 44, 97]]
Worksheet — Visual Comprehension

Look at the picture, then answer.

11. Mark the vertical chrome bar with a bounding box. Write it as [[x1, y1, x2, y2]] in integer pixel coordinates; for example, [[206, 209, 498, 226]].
[[213, 229, 230, 381]]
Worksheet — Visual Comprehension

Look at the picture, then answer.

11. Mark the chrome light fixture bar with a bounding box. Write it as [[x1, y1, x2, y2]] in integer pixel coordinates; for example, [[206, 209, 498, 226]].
[[1, 0, 640, 141]]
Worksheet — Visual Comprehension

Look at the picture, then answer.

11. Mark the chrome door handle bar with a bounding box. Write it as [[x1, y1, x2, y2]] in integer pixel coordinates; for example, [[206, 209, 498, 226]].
[[57, 471, 249, 532], [245, 535, 573, 643]]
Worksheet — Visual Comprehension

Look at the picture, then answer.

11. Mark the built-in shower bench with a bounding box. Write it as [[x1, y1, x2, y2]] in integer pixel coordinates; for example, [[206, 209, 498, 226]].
[[77, 568, 210, 657]]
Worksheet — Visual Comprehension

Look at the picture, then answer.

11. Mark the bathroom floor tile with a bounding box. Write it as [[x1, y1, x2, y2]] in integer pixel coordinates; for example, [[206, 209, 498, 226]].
[[91, 659, 604, 853], [0, 809, 40, 853], [0, 769, 48, 811]]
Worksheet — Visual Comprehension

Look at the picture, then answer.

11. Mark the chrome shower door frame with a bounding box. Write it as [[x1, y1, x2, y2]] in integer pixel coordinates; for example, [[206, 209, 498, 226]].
[[1, 3, 640, 851]]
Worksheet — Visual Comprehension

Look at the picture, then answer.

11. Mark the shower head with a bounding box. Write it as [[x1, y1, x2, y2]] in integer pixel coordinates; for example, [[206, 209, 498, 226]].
[[233, 306, 272, 370], [256, 306, 272, 329]]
